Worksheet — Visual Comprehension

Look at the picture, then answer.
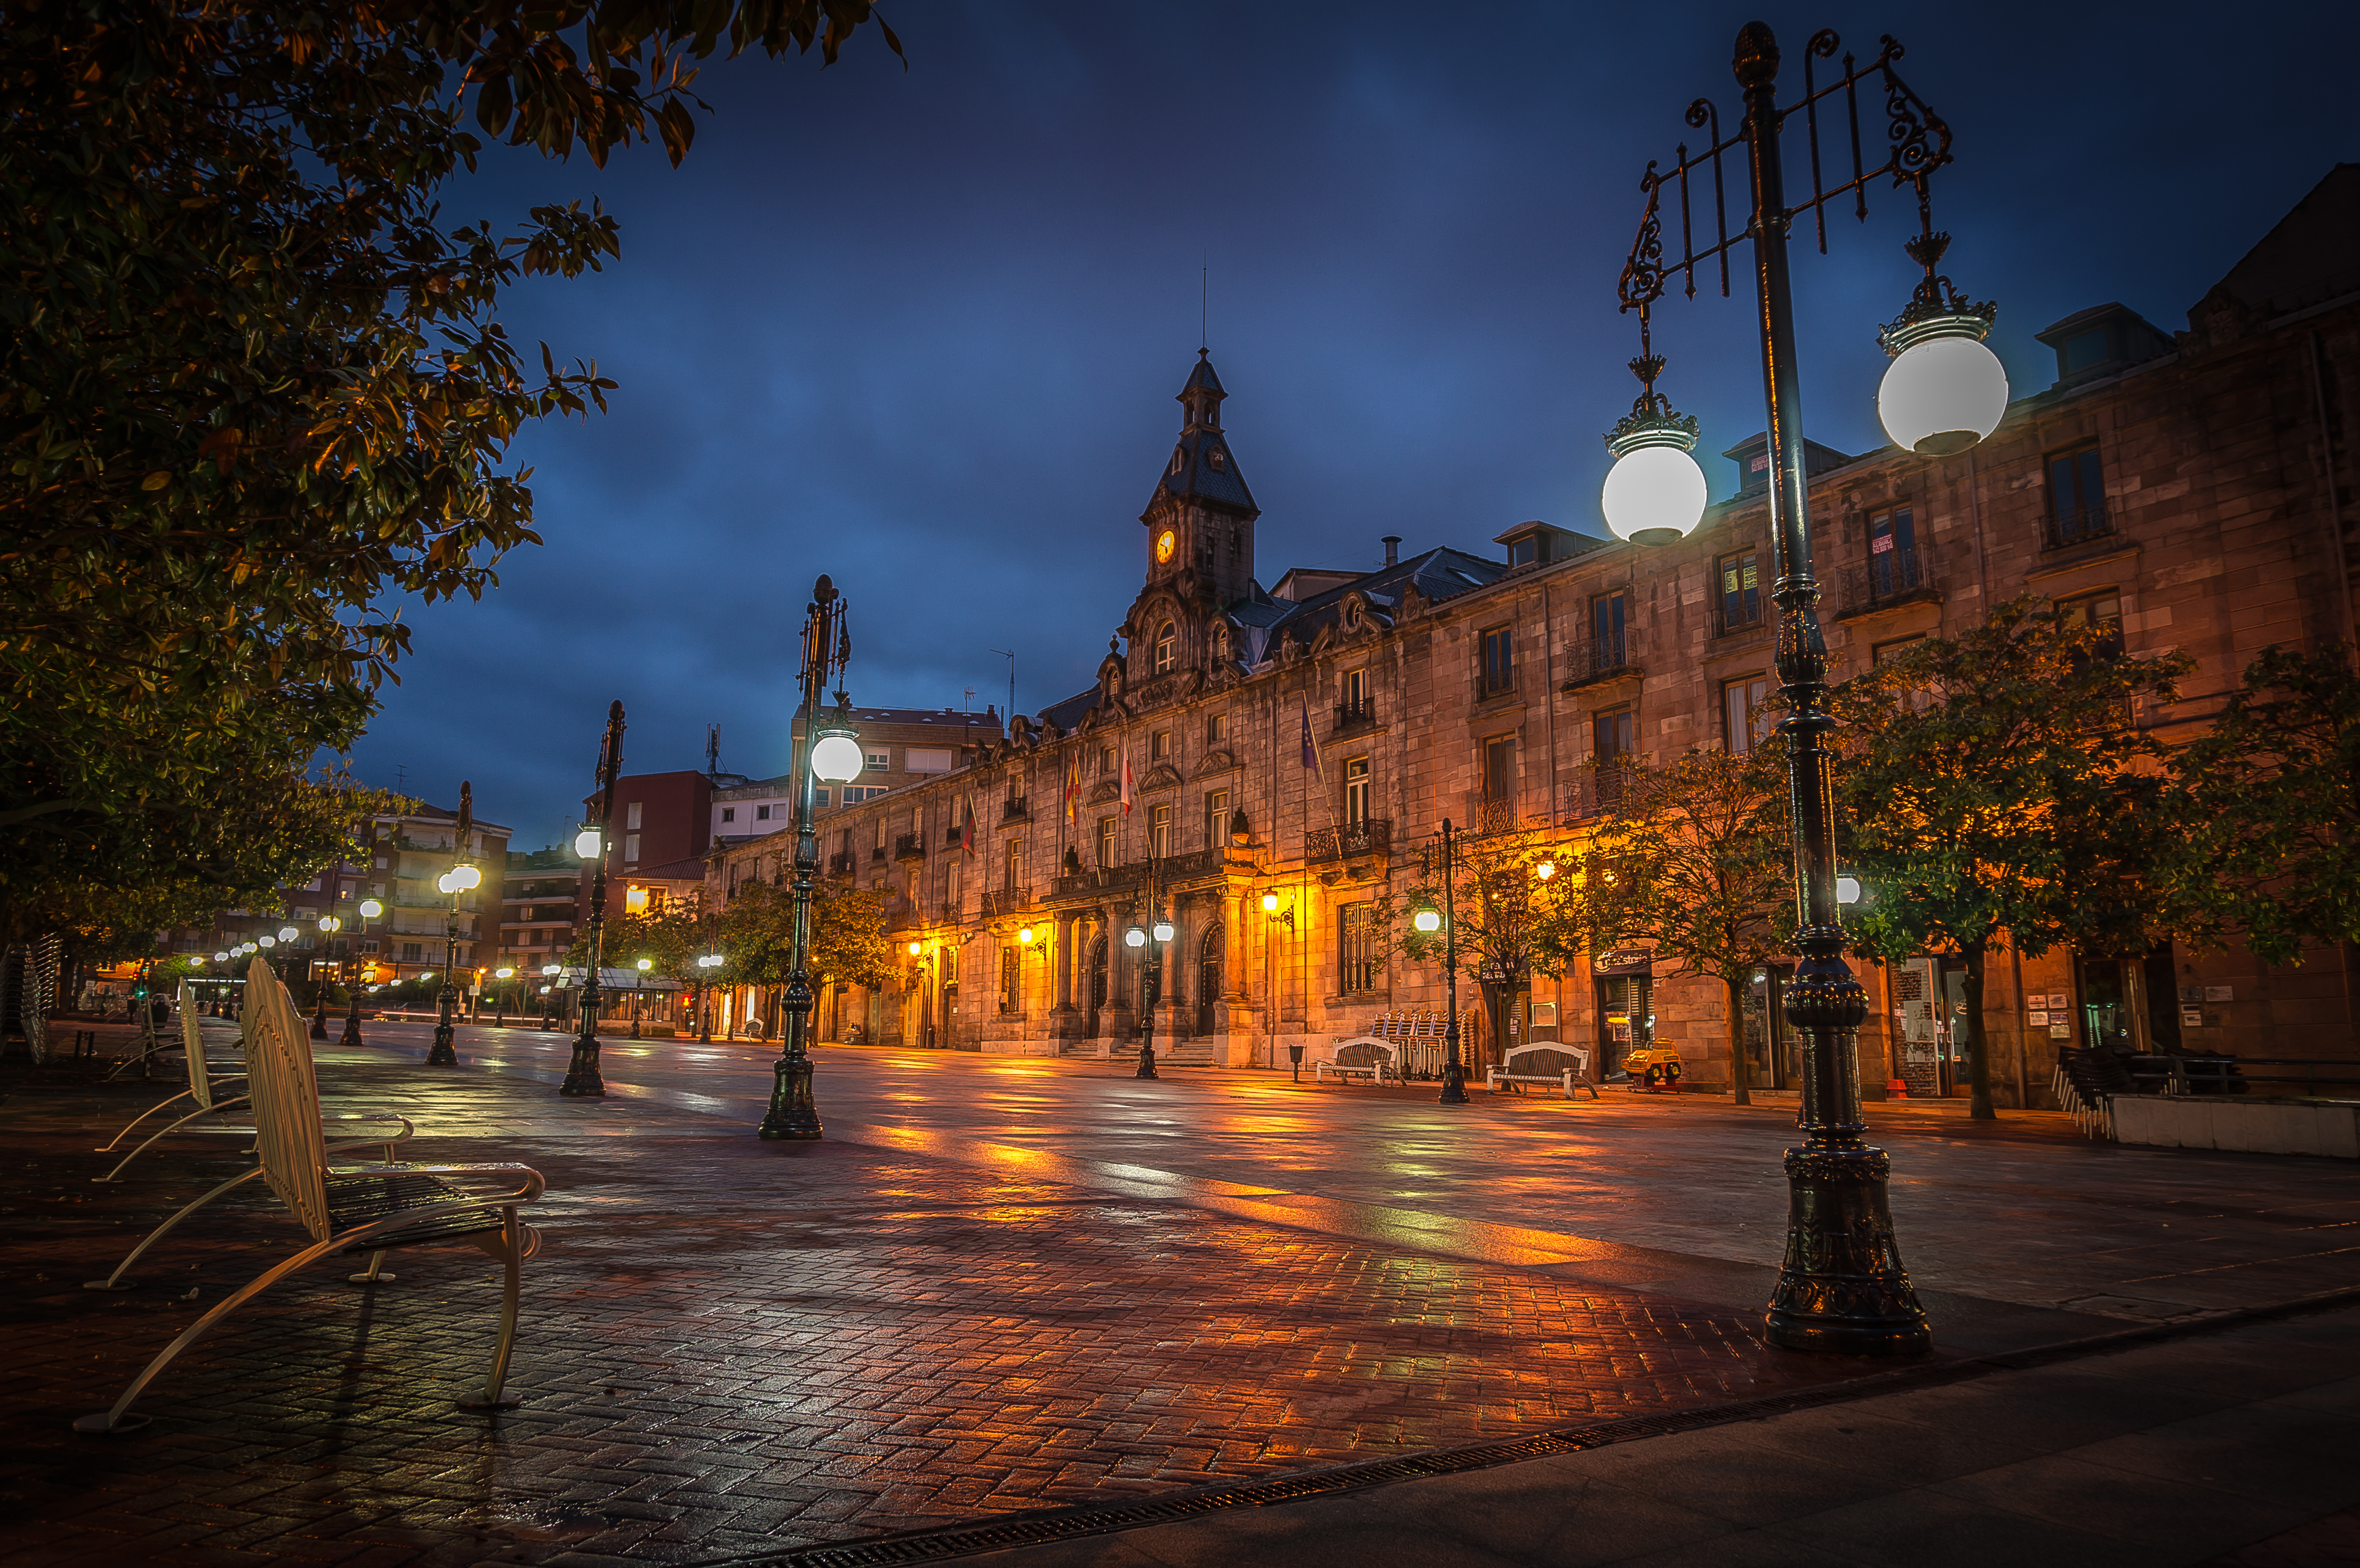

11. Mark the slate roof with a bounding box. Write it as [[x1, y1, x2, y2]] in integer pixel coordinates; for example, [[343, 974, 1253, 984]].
[[1038, 687, 1104, 734], [1243, 546, 1510, 648], [1146, 353, 1257, 516]]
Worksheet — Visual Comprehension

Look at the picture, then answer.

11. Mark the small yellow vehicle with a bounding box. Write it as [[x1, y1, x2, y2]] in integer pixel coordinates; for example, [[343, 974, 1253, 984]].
[[1622, 1047, 1685, 1091]]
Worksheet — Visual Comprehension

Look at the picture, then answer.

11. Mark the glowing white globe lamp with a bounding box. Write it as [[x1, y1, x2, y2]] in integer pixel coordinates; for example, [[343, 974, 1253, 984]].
[[1599, 350, 1707, 547], [1413, 907, 1442, 934], [1123, 927, 1146, 949], [258, 935, 276, 948], [451, 863, 481, 891], [541, 964, 560, 976], [810, 717, 864, 786], [277, 925, 299, 942], [1152, 920, 1174, 943], [1878, 322, 2007, 455], [574, 825, 602, 860], [358, 897, 383, 919], [1836, 876, 1863, 905], [213, 951, 229, 962], [635, 957, 653, 972]]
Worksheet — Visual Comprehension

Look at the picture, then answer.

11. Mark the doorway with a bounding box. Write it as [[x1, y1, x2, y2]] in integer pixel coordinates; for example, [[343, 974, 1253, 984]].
[[1197, 926, 1222, 1040], [1741, 967, 1795, 1088], [1086, 934, 1108, 1036], [1595, 973, 1652, 1075]]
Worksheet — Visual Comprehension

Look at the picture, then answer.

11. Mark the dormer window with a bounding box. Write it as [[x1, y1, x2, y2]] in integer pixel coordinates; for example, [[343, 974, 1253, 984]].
[[1153, 621, 1177, 674], [1208, 448, 1225, 472], [1169, 448, 1186, 475], [1509, 536, 1540, 567]]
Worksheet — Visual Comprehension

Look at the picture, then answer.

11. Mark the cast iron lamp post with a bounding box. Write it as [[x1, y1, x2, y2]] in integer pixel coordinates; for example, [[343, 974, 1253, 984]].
[[562, 702, 627, 1096], [1123, 907, 1173, 1080], [310, 915, 342, 1038], [696, 951, 723, 1041], [1597, 24, 2006, 1356], [540, 963, 561, 1031], [345, 895, 382, 1047], [1419, 821, 1469, 1104], [427, 782, 477, 1067], [760, 576, 862, 1139], [1259, 892, 1294, 1073]]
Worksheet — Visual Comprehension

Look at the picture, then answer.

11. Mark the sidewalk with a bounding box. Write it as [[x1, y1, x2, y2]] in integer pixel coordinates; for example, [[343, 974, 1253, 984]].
[[2, 1025, 2354, 1567]]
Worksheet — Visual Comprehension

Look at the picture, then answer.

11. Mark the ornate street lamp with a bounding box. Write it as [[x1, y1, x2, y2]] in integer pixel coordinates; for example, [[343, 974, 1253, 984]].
[[1426, 821, 1469, 1105], [630, 956, 652, 1038], [346, 889, 383, 1049], [1598, 24, 2001, 1355], [541, 962, 561, 1032], [427, 782, 477, 1067], [760, 576, 860, 1139], [563, 702, 627, 1096], [310, 914, 342, 1039], [1124, 904, 1174, 1081], [696, 949, 724, 1042]]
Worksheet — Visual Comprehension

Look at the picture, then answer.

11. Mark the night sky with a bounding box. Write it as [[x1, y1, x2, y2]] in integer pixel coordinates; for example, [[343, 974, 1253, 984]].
[[344, 0, 2358, 847]]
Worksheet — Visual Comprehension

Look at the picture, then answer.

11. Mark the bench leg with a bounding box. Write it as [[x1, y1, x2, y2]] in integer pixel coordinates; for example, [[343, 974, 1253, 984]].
[[84, 1164, 269, 1291], [92, 1096, 254, 1183], [346, 1249, 396, 1286], [458, 1206, 525, 1411]]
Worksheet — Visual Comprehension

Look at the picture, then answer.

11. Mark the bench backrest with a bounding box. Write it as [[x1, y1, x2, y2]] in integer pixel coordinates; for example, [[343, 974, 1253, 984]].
[[1502, 1043, 1591, 1079], [179, 981, 212, 1110], [1333, 1038, 1396, 1069], [241, 958, 333, 1241]]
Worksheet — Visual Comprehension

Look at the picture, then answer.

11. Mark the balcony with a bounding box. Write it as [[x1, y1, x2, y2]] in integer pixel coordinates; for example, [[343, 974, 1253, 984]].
[[1306, 818, 1392, 862], [1710, 597, 1768, 639], [981, 888, 1030, 919], [1560, 632, 1639, 690], [1001, 796, 1029, 821], [1048, 849, 1223, 901], [870, 844, 887, 863], [1561, 764, 1635, 821], [894, 833, 926, 862], [1333, 698, 1379, 737], [1457, 793, 1524, 837], [2042, 501, 2114, 552], [1834, 541, 1942, 619], [827, 851, 855, 876]]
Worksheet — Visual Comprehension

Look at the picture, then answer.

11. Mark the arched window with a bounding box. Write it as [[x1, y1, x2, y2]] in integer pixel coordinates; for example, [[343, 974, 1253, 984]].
[[1154, 621, 1177, 674]]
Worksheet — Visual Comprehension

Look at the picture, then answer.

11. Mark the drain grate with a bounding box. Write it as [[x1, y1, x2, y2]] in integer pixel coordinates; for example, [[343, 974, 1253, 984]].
[[708, 1281, 2360, 1568]]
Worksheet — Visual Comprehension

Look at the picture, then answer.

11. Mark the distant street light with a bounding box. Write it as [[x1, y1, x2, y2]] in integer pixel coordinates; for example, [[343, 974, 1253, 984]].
[[427, 783, 476, 1068], [562, 703, 627, 1097]]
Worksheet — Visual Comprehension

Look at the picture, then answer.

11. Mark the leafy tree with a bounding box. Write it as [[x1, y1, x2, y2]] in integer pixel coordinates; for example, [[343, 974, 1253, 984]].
[[2171, 646, 2360, 965], [1577, 749, 1793, 1103], [1828, 599, 2192, 1118], [1, 1, 898, 931], [715, 877, 891, 1036], [1379, 821, 1583, 1068]]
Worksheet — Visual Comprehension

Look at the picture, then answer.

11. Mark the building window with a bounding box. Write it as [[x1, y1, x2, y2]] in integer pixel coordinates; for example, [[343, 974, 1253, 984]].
[[842, 785, 887, 804], [1343, 757, 1371, 826], [1204, 789, 1229, 850], [1342, 666, 1368, 715], [1150, 802, 1172, 859], [1152, 729, 1171, 760], [1003, 838, 1021, 895], [1479, 625, 1516, 697], [1594, 708, 1635, 807], [1098, 816, 1117, 869], [623, 833, 640, 863], [2058, 590, 2125, 656], [1591, 591, 1627, 665], [815, 789, 830, 808], [1509, 534, 1540, 568], [754, 804, 771, 821], [1100, 745, 1116, 775], [864, 750, 890, 772], [1000, 946, 1021, 1016], [1716, 550, 1763, 632], [720, 807, 736, 823], [1206, 711, 1226, 745], [1868, 505, 1920, 598], [1722, 676, 1771, 755], [627, 802, 644, 831], [2046, 442, 2109, 548], [1154, 620, 1177, 674], [1340, 903, 1381, 994], [1482, 733, 1517, 806], [401, 942, 422, 963]]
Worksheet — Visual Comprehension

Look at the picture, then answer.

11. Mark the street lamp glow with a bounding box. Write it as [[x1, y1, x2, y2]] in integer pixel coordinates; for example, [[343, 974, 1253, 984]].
[[213, 951, 229, 962], [1261, 893, 1279, 913], [277, 925, 299, 941], [1601, 438, 1709, 546], [1017, 926, 1035, 944], [1123, 927, 1146, 949], [1413, 907, 1442, 934], [635, 957, 652, 971], [810, 729, 864, 785], [1836, 876, 1863, 905], [1152, 920, 1174, 943], [574, 825, 602, 860], [258, 935, 276, 948], [496, 967, 515, 979], [908, 940, 923, 956], [1535, 859, 1556, 881], [450, 863, 481, 892], [1878, 324, 2008, 456], [358, 897, 383, 918], [698, 953, 723, 968]]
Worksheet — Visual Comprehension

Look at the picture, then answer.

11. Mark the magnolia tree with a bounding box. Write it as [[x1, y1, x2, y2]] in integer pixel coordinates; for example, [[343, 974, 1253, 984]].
[[1578, 750, 1793, 1103], [1378, 821, 1585, 1069], [1829, 599, 2191, 1118]]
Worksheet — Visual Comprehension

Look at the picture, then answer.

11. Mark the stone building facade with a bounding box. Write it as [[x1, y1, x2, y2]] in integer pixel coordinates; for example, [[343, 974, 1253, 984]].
[[707, 168, 2359, 1104]]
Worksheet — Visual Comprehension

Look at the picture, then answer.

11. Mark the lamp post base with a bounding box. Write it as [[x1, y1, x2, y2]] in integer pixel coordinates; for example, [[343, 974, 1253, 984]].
[[559, 1033, 606, 1097], [1135, 1040, 1158, 1079], [425, 1023, 459, 1067], [1438, 1056, 1469, 1104], [1764, 1144, 1932, 1356], [759, 1053, 823, 1139], [310, 1001, 329, 1041], [339, 1011, 364, 1050]]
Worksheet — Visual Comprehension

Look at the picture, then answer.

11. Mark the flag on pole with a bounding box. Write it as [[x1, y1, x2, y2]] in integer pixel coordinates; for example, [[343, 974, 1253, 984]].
[[960, 794, 978, 856], [1064, 751, 1081, 823], [1300, 699, 1323, 778], [1119, 746, 1134, 816]]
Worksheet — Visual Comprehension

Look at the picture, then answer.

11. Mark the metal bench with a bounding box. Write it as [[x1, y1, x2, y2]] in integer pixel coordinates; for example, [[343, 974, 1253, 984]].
[[76, 959, 545, 1434], [90, 984, 253, 1182], [1487, 1043, 1599, 1100], [1315, 1038, 1397, 1084]]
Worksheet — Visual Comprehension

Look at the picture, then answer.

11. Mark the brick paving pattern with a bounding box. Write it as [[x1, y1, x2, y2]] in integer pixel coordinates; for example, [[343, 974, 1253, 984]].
[[0, 1042, 1869, 1566]]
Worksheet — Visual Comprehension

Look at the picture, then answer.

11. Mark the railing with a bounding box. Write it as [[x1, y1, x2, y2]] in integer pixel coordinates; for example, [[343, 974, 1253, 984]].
[[1560, 632, 1638, 688], [1710, 597, 1767, 638], [1052, 863, 1138, 899], [894, 833, 925, 861], [1834, 542, 1939, 616], [2043, 501, 2114, 551], [1306, 819, 1392, 862], [870, 845, 886, 863], [826, 851, 855, 876], [1049, 849, 1222, 900], [1561, 765, 1635, 821], [1001, 796, 1029, 821], [1455, 794, 1524, 837], [1333, 698, 1378, 735], [980, 888, 1030, 919]]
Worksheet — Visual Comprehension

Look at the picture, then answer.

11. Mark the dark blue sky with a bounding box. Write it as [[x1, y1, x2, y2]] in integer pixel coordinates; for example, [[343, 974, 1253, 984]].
[[346, 0, 2358, 846]]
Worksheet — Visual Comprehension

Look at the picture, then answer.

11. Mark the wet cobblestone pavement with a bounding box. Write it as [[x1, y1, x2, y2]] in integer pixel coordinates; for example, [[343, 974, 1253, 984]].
[[1, 1029, 1877, 1567]]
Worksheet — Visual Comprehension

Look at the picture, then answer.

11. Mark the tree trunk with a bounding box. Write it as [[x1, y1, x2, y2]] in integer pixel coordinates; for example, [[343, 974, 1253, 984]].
[[1725, 973, 1751, 1106], [1963, 939, 1996, 1120]]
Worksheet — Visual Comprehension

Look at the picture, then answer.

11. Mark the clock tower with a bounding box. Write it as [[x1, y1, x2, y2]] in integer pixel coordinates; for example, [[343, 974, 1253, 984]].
[[1141, 351, 1259, 609]]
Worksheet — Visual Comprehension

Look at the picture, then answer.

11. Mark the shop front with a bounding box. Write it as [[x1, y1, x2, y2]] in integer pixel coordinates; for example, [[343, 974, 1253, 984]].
[[1593, 947, 1653, 1076]]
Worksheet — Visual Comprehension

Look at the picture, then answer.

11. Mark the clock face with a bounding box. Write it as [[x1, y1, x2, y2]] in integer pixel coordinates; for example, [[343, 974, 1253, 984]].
[[1155, 529, 1176, 564]]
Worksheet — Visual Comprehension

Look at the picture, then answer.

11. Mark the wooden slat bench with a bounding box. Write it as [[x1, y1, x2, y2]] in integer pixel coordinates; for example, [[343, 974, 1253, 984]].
[[1487, 1043, 1600, 1100], [1315, 1038, 1397, 1084], [76, 959, 545, 1434]]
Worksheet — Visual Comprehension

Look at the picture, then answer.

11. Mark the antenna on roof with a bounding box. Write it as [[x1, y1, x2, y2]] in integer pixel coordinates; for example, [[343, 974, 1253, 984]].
[[392, 763, 408, 797], [990, 647, 1015, 725], [962, 686, 975, 712], [1201, 252, 1208, 353]]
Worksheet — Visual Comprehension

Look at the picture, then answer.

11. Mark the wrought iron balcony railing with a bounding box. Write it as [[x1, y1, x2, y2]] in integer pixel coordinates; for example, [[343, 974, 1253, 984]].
[[1306, 819, 1392, 862], [893, 833, 925, 861], [2043, 501, 2114, 551], [1333, 698, 1378, 735], [1560, 631, 1639, 689], [1834, 541, 1941, 617]]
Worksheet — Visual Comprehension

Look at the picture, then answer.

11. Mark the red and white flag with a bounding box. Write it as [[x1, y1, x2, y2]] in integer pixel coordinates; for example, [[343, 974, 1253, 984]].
[[960, 795, 978, 856], [1119, 747, 1134, 817]]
